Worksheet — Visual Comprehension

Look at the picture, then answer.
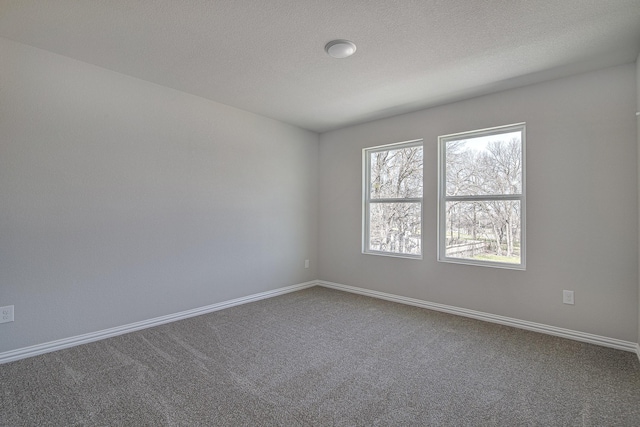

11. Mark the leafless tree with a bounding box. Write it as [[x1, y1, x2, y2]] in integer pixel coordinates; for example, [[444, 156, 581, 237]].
[[445, 137, 522, 261], [369, 146, 423, 254]]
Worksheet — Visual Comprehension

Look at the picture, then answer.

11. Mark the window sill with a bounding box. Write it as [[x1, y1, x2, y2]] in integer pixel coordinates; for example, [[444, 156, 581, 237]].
[[438, 257, 525, 270], [363, 250, 423, 260]]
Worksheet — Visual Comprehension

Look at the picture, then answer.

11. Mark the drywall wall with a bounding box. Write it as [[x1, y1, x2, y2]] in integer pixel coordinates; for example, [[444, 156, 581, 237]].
[[637, 54, 640, 347], [319, 64, 639, 342], [0, 38, 319, 353]]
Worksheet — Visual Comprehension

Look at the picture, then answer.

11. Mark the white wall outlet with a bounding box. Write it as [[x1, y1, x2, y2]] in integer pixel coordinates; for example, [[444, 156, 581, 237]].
[[562, 290, 574, 305], [304, 259, 309, 269], [0, 305, 14, 323]]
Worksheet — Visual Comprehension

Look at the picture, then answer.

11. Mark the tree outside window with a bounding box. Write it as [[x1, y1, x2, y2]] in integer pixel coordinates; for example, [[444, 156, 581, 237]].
[[438, 124, 525, 269], [364, 140, 423, 258]]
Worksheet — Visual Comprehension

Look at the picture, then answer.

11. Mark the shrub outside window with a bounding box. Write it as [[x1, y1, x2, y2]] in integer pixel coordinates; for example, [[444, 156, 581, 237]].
[[363, 140, 423, 258], [438, 124, 525, 269]]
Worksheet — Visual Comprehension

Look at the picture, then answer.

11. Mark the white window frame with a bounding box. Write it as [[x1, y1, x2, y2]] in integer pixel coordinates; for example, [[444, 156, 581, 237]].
[[437, 123, 526, 270], [363, 139, 423, 259]]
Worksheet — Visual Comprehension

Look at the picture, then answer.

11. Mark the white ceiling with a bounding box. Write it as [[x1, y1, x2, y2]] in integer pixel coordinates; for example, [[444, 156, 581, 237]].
[[1, 1, 639, 133]]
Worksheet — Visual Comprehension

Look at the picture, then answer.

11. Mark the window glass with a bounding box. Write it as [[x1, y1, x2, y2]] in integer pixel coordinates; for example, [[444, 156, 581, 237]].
[[364, 140, 423, 258], [439, 124, 525, 269]]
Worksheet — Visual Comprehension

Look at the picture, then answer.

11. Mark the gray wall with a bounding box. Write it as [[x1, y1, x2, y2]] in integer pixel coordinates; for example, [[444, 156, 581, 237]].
[[1, 36, 638, 355], [319, 64, 639, 342], [0, 38, 319, 353], [637, 54, 640, 347]]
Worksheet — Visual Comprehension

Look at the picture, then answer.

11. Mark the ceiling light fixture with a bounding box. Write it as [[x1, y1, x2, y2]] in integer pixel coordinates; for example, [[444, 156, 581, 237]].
[[325, 40, 356, 59]]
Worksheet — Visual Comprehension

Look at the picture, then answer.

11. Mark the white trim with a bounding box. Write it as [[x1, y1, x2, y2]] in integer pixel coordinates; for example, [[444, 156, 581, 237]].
[[317, 280, 638, 353], [365, 138, 424, 153], [439, 122, 527, 141], [3, 280, 637, 365], [0, 281, 317, 365]]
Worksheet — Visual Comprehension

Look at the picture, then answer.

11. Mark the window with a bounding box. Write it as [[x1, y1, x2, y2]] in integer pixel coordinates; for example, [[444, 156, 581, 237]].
[[363, 140, 423, 258], [438, 123, 525, 269]]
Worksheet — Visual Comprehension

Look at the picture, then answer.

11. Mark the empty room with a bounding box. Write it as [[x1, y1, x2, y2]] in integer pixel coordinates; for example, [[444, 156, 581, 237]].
[[1, 1, 640, 425]]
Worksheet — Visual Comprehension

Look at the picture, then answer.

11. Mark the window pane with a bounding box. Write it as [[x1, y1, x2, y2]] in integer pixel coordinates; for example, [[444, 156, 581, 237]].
[[370, 146, 423, 199], [369, 202, 421, 255], [446, 131, 522, 197], [445, 200, 521, 264]]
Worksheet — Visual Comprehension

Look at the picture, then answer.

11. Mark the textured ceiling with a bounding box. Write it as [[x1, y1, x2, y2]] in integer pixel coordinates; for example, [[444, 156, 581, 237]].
[[1, 0, 639, 133]]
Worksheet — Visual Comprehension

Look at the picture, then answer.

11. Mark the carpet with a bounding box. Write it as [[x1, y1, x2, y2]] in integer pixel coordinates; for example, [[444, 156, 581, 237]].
[[1, 286, 639, 426]]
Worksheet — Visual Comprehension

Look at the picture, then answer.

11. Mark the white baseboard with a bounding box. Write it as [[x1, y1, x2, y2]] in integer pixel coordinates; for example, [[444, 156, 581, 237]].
[[3, 279, 638, 365], [317, 280, 638, 354], [0, 280, 317, 365]]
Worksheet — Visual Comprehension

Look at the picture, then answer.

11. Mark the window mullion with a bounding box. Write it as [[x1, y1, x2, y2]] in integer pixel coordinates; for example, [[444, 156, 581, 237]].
[[445, 194, 522, 202], [370, 198, 422, 204]]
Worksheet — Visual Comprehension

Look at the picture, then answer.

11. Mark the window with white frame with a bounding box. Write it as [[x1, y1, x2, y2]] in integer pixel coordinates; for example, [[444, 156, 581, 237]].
[[438, 123, 525, 269], [363, 139, 423, 258]]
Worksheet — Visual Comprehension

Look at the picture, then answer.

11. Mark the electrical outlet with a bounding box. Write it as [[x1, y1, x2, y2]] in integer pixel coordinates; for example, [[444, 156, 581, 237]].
[[562, 290, 574, 305], [304, 259, 309, 269], [0, 305, 14, 323]]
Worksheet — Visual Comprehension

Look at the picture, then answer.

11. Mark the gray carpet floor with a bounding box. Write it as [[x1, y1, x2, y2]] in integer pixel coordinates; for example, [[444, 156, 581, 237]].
[[1, 286, 639, 426]]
